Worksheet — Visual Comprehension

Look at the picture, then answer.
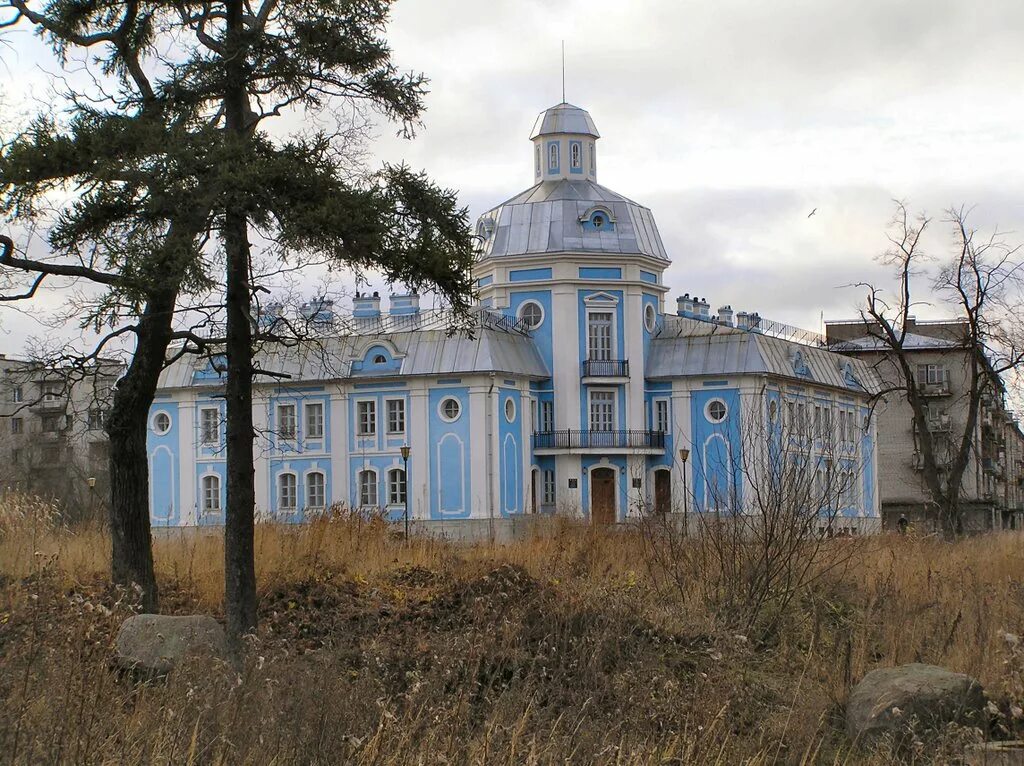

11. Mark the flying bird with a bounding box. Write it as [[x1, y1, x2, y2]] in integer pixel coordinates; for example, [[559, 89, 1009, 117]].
[[807, 208, 817, 218]]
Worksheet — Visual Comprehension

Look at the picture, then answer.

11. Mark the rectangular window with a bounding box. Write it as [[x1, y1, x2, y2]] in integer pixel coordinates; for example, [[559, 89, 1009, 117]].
[[306, 472, 326, 510], [278, 473, 297, 511], [42, 383, 61, 403], [357, 400, 376, 436], [542, 469, 556, 505], [813, 405, 822, 437], [654, 399, 669, 434], [10, 417, 22, 434], [200, 407, 219, 444], [388, 468, 407, 505], [917, 364, 949, 385], [540, 400, 554, 432], [589, 390, 615, 432], [202, 475, 221, 512], [305, 402, 324, 439], [359, 470, 378, 507], [41, 414, 60, 432], [587, 311, 614, 361], [87, 409, 105, 430], [11, 448, 21, 463], [12, 386, 22, 403], [386, 398, 405, 435], [277, 403, 296, 440]]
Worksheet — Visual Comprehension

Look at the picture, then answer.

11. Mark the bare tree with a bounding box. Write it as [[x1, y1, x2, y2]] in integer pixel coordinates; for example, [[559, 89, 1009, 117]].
[[853, 203, 1024, 535]]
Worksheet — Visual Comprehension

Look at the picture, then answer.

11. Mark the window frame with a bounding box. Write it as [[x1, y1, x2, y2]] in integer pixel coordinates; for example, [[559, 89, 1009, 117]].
[[542, 468, 556, 506], [588, 389, 616, 432], [306, 471, 326, 511], [358, 468, 378, 508], [438, 396, 462, 423], [10, 417, 22, 434], [305, 401, 324, 440], [201, 474, 221, 513], [516, 300, 544, 330], [586, 309, 615, 362], [278, 471, 298, 512], [387, 467, 407, 506], [356, 399, 377, 436], [705, 398, 728, 424], [11, 385, 22, 403], [277, 402, 297, 441], [539, 400, 554, 432], [654, 398, 670, 434], [385, 397, 406, 435], [199, 406, 220, 445]]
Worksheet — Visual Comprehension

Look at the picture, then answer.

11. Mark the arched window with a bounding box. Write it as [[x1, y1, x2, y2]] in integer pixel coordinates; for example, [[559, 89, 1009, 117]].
[[279, 472, 297, 511], [548, 142, 558, 170], [201, 474, 221, 513], [358, 469, 378, 507], [306, 471, 325, 510], [570, 142, 581, 168], [388, 468, 407, 506]]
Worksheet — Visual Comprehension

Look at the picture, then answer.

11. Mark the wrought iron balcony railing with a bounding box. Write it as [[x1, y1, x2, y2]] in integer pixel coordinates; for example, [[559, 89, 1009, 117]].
[[532, 429, 665, 451], [581, 359, 629, 378]]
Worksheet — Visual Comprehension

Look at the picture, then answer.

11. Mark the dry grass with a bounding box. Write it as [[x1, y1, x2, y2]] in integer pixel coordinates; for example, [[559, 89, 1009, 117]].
[[1, 493, 1023, 764]]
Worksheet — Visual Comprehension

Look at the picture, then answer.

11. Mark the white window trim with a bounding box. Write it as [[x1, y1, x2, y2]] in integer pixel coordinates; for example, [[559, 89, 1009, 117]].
[[358, 468, 379, 508], [305, 469, 326, 511], [199, 406, 220, 445], [588, 388, 617, 431], [516, 300, 545, 330], [705, 398, 728, 424], [277, 402, 298, 441], [200, 473, 221, 513], [151, 410, 172, 435], [355, 398, 377, 436], [644, 304, 657, 333], [387, 467, 407, 506], [385, 397, 406, 435], [304, 401, 325, 440], [504, 396, 516, 423], [278, 471, 298, 512], [438, 396, 462, 423], [653, 397, 670, 434], [585, 306, 617, 362], [540, 400, 554, 432]]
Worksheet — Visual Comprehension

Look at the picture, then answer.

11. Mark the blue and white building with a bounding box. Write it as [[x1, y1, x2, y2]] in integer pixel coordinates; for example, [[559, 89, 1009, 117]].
[[147, 101, 881, 532]]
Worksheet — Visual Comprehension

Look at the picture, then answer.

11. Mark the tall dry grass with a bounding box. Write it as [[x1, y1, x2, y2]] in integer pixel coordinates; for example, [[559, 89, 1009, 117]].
[[1, 492, 1023, 764]]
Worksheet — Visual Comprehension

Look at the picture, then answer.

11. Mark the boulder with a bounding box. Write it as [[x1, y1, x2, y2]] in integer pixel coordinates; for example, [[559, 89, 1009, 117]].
[[115, 614, 228, 675], [847, 663, 986, 746]]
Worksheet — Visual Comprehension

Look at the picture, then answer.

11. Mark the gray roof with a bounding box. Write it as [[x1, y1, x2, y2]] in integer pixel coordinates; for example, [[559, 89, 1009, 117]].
[[529, 102, 600, 139], [647, 320, 880, 393], [157, 313, 550, 391], [831, 332, 963, 352], [476, 179, 669, 261]]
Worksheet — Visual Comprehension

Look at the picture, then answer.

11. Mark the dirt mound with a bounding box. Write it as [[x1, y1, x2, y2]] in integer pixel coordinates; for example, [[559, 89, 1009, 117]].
[[260, 572, 373, 652], [387, 564, 438, 588]]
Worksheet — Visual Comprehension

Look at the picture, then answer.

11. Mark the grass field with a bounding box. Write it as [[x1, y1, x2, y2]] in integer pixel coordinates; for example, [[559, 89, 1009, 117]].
[[1, 494, 1023, 764]]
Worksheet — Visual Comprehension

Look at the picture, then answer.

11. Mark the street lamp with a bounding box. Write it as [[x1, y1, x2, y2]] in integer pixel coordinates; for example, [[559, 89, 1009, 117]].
[[400, 444, 411, 541], [678, 448, 690, 537]]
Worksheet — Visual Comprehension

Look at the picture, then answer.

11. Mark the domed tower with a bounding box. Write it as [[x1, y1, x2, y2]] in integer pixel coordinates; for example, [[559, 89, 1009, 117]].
[[474, 101, 672, 524]]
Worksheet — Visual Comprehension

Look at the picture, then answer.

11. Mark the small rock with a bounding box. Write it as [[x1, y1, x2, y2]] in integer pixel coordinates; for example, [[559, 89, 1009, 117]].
[[846, 663, 986, 746], [115, 614, 228, 676]]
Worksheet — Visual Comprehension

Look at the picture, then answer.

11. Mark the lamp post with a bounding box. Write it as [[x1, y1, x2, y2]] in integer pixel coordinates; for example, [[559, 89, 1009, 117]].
[[678, 448, 690, 537], [400, 444, 411, 541]]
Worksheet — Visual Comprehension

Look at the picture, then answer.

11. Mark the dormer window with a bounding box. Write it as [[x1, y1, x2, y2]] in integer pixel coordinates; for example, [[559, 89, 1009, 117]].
[[579, 206, 616, 232], [373, 354, 387, 364], [593, 214, 605, 229]]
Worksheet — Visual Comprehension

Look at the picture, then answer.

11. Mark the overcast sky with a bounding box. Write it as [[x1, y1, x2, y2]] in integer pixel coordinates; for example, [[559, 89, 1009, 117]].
[[2, 0, 1024, 352]]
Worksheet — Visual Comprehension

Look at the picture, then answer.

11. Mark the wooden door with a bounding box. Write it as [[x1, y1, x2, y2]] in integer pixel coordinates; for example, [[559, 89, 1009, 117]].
[[591, 467, 616, 525], [655, 469, 671, 515]]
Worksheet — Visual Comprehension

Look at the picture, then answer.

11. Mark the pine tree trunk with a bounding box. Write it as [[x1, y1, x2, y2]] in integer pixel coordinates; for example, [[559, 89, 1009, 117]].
[[106, 289, 177, 612], [222, 0, 258, 640]]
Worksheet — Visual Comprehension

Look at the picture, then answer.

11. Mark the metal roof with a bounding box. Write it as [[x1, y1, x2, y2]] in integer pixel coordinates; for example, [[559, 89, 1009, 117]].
[[529, 102, 600, 139], [646, 319, 880, 393], [475, 179, 669, 261], [830, 332, 963, 352]]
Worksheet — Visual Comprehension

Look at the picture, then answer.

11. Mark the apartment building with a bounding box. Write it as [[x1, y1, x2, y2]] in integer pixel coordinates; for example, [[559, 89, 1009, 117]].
[[0, 354, 123, 518], [825, 318, 1024, 532]]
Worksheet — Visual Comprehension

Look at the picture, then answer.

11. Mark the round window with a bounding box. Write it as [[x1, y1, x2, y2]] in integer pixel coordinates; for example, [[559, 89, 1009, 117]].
[[439, 397, 461, 422], [517, 301, 544, 330], [706, 399, 728, 423], [593, 214, 604, 228], [504, 397, 516, 423], [152, 411, 171, 435], [644, 304, 657, 333]]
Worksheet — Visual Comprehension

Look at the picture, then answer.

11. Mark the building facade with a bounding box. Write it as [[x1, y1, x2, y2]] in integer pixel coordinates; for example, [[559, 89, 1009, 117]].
[[826, 318, 1024, 531], [147, 102, 882, 533], [0, 354, 122, 518]]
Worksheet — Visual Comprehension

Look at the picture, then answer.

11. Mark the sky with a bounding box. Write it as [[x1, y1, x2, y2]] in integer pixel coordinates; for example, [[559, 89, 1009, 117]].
[[2, 0, 1024, 352]]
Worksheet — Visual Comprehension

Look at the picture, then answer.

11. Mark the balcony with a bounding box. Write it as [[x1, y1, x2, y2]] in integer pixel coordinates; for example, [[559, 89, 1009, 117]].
[[917, 380, 951, 397], [914, 413, 952, 434], [533, 429, 665, 454], [581, 359, 629, 380]]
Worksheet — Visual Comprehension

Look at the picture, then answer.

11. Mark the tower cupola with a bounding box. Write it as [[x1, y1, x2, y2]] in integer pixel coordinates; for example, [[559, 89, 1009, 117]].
[[529, 102, 600, 183]]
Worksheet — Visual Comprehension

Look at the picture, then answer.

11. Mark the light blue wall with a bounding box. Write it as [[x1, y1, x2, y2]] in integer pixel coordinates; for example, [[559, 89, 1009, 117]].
[[578, 267, 622, 280], [509, 267, 552, 282], [644, 382, 674, 471], [691, 387, 743, 513], [428, 386, 472, 519], [148, 399, 180, 527], [642, 292, 660, 360], [269, 457, 332, 522], [350, 344, 402, 376], [861, 405, 876, 517], [508, 289, 553, 376], [640, 270, 658, 284], [499, 387, 523, 516]]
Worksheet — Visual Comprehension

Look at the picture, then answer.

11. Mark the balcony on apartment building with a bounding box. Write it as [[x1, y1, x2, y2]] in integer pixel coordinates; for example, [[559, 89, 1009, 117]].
[[580, 358, 630, 382], [532, 429, 665, 455]]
